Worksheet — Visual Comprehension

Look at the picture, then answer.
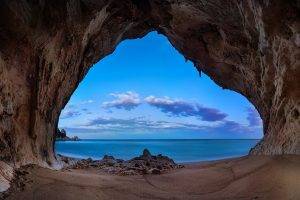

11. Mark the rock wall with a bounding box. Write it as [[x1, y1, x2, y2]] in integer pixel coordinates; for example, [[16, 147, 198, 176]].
[[0, 0, 299, 169]]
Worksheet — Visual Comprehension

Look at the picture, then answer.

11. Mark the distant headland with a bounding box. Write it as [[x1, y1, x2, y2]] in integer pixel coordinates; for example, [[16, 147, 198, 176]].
[[56, 129, 80, 141]]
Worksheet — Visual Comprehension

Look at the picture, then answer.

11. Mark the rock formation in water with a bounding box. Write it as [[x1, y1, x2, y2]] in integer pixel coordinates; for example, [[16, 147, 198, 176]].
[[55, 129, 79, 141], [61, 149, 183, 175], [0, 0, 299, 173]]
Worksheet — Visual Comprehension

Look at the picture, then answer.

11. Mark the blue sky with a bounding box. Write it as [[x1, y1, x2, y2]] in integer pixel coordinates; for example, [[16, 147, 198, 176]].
[[59, 32, 263, 139]]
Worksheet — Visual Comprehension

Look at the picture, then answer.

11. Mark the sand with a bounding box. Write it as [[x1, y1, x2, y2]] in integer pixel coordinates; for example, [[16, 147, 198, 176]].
[[2, 155, 300, 200]]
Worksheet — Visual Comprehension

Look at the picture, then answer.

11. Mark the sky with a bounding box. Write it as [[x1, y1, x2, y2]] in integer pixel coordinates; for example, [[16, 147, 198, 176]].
[[58, 31, 263, 139]]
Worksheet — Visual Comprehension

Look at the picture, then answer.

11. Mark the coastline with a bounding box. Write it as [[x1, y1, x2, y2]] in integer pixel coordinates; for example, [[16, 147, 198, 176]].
[[3, 155, 300, 200], [55, 153, 245, 166], [55, 139, 259, 163], [54, 152, 252, 166]]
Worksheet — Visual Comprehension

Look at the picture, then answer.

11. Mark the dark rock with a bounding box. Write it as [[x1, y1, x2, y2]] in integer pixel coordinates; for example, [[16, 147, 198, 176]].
[[103, 155, 115, 160], [142, 149, 152, 158], [150, 168, 161, 175], [67, 149, 183, 176], [55, 129, 80, 141]]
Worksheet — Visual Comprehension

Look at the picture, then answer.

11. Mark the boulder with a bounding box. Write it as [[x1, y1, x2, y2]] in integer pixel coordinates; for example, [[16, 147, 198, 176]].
[[150, 168, 161, 175], [142, 149, 152, 158], [67, 149, 183, 176]]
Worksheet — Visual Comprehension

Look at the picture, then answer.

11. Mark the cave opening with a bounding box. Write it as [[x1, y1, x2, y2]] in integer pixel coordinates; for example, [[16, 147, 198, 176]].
[[55, 31, 263, 163], [0, 1, 299, 198]]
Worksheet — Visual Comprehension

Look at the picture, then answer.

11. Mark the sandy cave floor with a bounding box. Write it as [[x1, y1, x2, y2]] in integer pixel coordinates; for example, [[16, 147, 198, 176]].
[[2, 155, 300, 200]]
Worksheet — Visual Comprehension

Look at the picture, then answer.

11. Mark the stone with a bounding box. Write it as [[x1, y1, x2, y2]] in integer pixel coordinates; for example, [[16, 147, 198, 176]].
[[0, 161, 14, 192], [66, 149, 181, 176], [102, 155, 117, 166], [103, 155, 115, 160], [142, 149, 152, 158], [150, 168, 161, 175]]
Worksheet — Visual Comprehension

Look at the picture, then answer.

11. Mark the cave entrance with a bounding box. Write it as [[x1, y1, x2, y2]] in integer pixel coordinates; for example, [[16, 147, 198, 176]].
[[55, 31, 263, 163]]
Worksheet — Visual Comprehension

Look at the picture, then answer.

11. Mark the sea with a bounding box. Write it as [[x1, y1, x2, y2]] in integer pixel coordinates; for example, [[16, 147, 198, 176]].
[[55, 139, 260, 163]]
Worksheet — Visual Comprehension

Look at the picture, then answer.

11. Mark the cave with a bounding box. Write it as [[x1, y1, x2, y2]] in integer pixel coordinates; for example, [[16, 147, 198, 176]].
[[55, 31, 263, 161], [0, 0, 299, 193]]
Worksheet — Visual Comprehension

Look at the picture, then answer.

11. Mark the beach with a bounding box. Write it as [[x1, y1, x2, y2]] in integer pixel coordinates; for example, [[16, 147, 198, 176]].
[[3, 155, 300, 200]]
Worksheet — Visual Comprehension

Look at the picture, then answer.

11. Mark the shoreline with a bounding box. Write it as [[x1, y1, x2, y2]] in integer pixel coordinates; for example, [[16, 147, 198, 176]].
[[3, 155, 300, 200], [54, 139, 259, 165], [55, 138, 261, 140], [55, 153, 247, 165]]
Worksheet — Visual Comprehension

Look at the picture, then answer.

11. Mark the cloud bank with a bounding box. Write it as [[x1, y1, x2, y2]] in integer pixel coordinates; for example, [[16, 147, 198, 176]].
[[59, 92, 262, 138], [60, 100, 94, 119], [144, 96, 227, 121], [60, 110, 81, 119], [64, 116, 260, 136]]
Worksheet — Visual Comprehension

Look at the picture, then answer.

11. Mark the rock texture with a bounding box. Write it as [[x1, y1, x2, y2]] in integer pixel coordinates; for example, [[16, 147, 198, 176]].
[[0, 161, 14, 192], [0, 0, 299, 170], [62, 149, 183, 175], [55, 128, 79, 141]]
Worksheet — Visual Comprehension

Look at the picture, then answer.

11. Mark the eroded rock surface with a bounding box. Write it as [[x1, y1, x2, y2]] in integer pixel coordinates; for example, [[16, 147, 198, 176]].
[[0, 161, 14, 193], [0, 0, 299, 176]]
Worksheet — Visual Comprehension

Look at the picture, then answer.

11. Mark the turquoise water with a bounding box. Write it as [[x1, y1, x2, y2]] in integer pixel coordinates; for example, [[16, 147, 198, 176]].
[[55, 139, 260, 163]]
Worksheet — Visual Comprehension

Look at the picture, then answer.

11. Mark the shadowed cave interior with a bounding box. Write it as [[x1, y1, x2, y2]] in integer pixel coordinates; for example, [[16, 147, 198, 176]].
[[0, 0, 299, 198]]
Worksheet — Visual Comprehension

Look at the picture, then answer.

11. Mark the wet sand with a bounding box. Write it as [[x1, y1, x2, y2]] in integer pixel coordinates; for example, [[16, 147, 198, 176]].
[[3, 155, 300, 200]]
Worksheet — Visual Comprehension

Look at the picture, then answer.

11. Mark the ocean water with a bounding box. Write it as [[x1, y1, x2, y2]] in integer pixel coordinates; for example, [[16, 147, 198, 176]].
[[55, 139, 260, 163]]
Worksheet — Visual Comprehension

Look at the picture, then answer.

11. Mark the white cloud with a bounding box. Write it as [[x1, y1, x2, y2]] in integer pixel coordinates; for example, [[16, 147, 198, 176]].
[[80, 100, 94, 104], [102, 91, 141, 110], [60, 110, 81, 119], [145, 96, 228, 121]]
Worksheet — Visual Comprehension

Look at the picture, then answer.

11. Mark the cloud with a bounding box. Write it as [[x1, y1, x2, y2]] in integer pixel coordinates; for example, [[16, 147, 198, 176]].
[[60, 99, 95, 119], [218, 120, 250, 132], [84, 117, 187, 130], [82, 108, 92, 114], [60, 94, 263, 138], [73, 115, 259, 135], [102, 91, 141, 111], [101, 92, 228, 122], [80, 100, 94, 104], [60, 110, 81, 119], [65, 99, 94, 108], [246, 107, 262, 127], [145, 96, 227, 121]]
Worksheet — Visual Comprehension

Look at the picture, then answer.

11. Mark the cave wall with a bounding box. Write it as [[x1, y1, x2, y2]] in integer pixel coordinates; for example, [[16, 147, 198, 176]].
[[0, 0, 299, 168]]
